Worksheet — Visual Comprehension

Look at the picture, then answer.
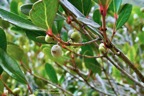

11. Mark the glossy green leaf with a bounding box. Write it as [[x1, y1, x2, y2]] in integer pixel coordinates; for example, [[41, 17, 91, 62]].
[[60, 0, 84, 17], [116, 4, 132, 29], [68, 0, 92, 16], [0, 48, 27, 84], [77, 17, 100, 28], [93, 9, 102, 25], [7, 43, 24, 61], [45, 63, 58, 84], [20, 4, 32, 15], [109, 0, 122, 13], [0, 8, 43, 31], [0, 28, 7, 74], [30, 0, 59, 29], [25, 30, 46, 43], [81, 45, 101, 74]]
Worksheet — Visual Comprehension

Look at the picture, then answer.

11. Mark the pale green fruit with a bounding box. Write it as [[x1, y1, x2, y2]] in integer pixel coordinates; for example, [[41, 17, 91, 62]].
[[45, 35, 56, 43], [51, 45, 62, 57], [70, 31, 82, 42], [99, 43, 106, 53], [13, 88, 20, 94], [140, 7, 144, 12], [29, 94, 35, 96]]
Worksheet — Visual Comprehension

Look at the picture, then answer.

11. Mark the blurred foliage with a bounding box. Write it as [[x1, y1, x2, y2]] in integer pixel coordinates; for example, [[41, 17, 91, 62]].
[[0, 0, 144, 96]]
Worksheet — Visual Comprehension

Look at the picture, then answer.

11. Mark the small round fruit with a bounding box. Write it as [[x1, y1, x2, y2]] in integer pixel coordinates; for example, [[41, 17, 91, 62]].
[[99, 43, 106, 53], [70, 31, 82, 42], [51, 45, 62, 57], [13, 88, 20, 94], [140, 7, 144, 12], [45, 35, 55, 43]]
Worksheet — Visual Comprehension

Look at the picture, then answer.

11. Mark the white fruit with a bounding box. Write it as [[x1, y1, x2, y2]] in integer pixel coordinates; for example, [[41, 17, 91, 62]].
[[51, 45, 62, 57]]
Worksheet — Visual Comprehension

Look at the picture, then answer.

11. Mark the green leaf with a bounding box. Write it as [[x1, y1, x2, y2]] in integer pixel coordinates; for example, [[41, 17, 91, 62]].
[[30, 0, 59, 29], [10, 0, 19, 14], [0, 8, 43, 31], [7, 43, 24, 61], [59, 74, 65, 84], [0, 28, 7, 74], [45, 63, 58, 84], [0, 28, 7, 51], [93, 9, 102, 26], [81, 45, 101, 74], [0, 48, 27, 84], [60, 0, 84, 17], [20, 3, 33, 15], [138, 32, 144, 45], [25, 30, 46, 43], [109, 0, 122, 13], [116, 4, 132, 29], [77, 17, 100, 28], [61, 31, 68, 42], [68, 0, 92, 16]]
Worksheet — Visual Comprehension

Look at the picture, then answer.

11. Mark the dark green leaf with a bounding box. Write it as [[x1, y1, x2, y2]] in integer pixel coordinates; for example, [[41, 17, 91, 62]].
[[68, 0, 92, 16], [0, 8, 43, 31], [7, 43, 24, 61], [109, 0, 122, 13], [81, 45, 101, 74], [93, 9, 102, 25], [0, 28, 7, 74], [45, 63, 58, 84], [30, 0, 59, 29], [60, 0, 84, 17], [25, 30, 46, 43], [116, 4, 132, 29], [20, 4, 33, 15], [0, 48, 27, 84], [0, 28, 7, 51]]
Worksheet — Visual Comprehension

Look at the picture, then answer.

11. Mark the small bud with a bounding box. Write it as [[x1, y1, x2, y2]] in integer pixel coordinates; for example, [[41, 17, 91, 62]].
[[99, 43, 106, 53]]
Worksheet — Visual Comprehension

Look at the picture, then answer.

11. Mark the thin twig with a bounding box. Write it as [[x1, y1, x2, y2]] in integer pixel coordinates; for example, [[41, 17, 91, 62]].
[[51, 34, 100, 46], [103, 68, 118, 96], [32, 74, 73, 96], [106, 56, 144, 88], [63, 46, 104, 58], [0, 80, 16, 96]]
